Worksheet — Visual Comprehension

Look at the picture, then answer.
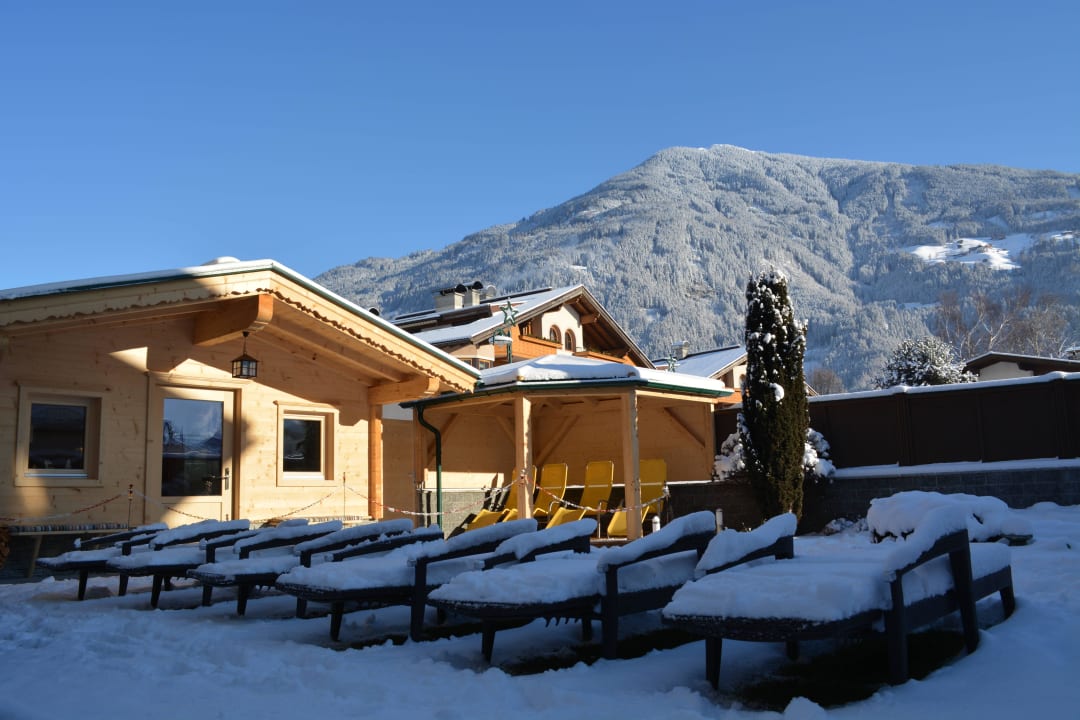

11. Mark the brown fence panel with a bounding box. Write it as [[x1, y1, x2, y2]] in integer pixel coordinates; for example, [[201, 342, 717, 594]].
[[810, 396, 902, 468], [1064, 377, 1080, 459], [716, 374, 1080, 468], [979, 382, 1060, 461], [906, 390, 982, 464]]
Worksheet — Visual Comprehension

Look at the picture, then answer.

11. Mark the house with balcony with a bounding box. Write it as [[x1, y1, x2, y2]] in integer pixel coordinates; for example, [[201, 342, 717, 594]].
[[391, 283, 652, 370]]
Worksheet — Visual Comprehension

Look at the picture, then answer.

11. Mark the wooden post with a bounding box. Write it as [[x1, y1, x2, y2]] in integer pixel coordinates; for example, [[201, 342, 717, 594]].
[[411, 409, 427, 528], [621, 389, 642, 540], [368, 405, 384, 519], [514, 395, 534, 517]]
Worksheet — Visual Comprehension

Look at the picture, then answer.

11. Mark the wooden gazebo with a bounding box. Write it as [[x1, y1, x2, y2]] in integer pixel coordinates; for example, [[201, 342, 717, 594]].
[[406, 355, 733, 539]]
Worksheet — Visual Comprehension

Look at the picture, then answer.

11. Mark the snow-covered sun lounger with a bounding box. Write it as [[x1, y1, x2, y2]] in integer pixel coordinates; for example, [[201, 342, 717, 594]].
[[185, 518, 415, 614], [275, 519, 542, 642], [428, 510, 723, 662], [282, 521, 441, 619], [37, 523, 168, 600], [105, 518, 255, 608], [184, 520, 346, 613], [663, 504, 1016, 688], [867, 490, 1034, 545]]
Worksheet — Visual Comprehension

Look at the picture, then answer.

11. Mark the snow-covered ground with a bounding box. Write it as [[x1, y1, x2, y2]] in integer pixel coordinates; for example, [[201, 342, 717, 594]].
[[2, 500, 1078, 720], [905, 230, 1077, 271]]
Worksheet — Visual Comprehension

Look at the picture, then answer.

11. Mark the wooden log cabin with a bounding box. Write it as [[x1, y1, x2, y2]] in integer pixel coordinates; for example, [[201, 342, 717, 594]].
[[0, 258, 478, 544]]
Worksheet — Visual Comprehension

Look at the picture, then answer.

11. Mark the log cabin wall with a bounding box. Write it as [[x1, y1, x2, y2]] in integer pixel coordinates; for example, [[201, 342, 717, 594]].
[[1, 314, 374, 528]]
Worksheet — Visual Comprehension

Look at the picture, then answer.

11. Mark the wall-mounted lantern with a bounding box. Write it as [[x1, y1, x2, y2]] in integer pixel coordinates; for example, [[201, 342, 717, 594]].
[[231, 331, 259, 379]]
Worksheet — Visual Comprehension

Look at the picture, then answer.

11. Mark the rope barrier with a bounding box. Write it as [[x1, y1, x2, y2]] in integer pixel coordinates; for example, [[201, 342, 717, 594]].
[[343, 483, 444, 519], [2, 471, 668, 530], [130, 489, 219, 522], [0, 494, 124, 525]]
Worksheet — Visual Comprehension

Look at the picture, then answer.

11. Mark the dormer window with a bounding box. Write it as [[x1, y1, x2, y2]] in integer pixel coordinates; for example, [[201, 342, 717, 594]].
[[564, 329, 576, 352], [549, 326, 562, 345]]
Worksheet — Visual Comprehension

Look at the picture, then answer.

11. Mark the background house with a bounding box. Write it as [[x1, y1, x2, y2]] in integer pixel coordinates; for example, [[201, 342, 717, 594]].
[[653, 344, 747, 404], [392, 283, 652, 369], [963, 351, 1080, 381]]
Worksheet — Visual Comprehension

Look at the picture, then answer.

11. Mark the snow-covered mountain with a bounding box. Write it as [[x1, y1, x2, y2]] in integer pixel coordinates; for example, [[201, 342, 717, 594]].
[[316, 146, 1080, 390]]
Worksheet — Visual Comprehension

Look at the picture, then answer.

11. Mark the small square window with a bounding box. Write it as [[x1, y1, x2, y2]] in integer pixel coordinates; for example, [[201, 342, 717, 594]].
[[283, 417, 323, 474], [17, 388, 102, 487], [277, 405, 336, 486]]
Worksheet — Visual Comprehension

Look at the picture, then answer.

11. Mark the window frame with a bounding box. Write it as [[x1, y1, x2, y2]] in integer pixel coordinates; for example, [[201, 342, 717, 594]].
[[548, 326, 562, 344], [564, 329, 576, 352], [276, 403, 337, 487], [15, 386, 104, 487]]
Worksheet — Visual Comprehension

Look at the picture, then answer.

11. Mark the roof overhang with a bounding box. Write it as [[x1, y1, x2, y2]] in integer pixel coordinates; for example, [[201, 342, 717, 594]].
[[0, 258, 480, 401], [404, 355, 732, 412]]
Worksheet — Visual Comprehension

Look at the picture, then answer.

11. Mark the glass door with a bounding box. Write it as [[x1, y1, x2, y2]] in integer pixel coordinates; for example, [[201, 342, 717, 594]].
[[148, 387, 235, 523]]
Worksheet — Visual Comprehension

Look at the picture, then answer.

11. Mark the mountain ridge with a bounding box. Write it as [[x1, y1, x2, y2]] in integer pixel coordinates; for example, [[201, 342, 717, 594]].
[[316, 145, 1080, 390]]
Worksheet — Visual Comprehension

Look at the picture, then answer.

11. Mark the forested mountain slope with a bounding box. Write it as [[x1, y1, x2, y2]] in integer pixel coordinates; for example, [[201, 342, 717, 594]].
[[317, 145, 1080, 390]]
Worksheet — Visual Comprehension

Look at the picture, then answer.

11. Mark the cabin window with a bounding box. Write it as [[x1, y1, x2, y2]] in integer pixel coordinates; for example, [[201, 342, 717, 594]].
[[277, 404, 336, 486], [564, 329, 576, 352], [548, 326, 561, 344], [16, 387, 102, 487]]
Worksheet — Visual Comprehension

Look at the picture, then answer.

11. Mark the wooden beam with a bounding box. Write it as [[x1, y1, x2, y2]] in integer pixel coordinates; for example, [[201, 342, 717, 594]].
[[494, 416, 515, 445], [661, 407, 707, 451], [425, 414, 460, 466], [192, 294, 274, 346], [368, 376, 440, 406], [514, 395, 534, 517], [368, 406, 384, 519], [621, 390, 643, 540], [534, 415, 578, 467]]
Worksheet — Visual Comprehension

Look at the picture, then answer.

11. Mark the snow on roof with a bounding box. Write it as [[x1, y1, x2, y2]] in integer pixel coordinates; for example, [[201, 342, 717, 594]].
[[808, 369, 1080, 404], [963, 351, 1080, 373], [654, 346, 746, 379], [400, 286, 576, 346], [0, 257, 480, 381], [477, 355, 731, 396], [0, 257, 285, 301]]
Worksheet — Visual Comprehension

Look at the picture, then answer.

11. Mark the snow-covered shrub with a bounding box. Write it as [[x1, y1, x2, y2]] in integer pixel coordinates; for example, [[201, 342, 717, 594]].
[[874, 336, 976, 388], [714, 428, 834, 482]]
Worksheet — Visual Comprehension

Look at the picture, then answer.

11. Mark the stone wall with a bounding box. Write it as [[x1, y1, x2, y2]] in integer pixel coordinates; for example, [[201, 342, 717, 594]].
[[670, 464, 1080, 533]]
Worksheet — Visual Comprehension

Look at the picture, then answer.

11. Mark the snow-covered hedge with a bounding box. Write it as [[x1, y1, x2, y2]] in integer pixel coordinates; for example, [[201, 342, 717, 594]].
[[713, 428, 835, 482]]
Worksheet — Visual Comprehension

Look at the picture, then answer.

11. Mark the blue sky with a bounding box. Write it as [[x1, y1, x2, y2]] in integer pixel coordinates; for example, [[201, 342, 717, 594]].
[[1, 1, 1077, 291]]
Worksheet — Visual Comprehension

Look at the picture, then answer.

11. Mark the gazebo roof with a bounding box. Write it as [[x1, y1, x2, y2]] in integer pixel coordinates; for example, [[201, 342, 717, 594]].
[[407, 355, 732, 409]]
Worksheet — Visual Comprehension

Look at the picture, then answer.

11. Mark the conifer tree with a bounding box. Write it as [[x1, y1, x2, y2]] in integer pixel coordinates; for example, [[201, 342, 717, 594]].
[[738, 269, 809, 519]]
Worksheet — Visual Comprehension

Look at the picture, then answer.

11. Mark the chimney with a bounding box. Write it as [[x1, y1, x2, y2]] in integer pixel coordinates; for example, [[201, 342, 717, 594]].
[[465, 280, 484, 307], [433, 284, 466, 311]]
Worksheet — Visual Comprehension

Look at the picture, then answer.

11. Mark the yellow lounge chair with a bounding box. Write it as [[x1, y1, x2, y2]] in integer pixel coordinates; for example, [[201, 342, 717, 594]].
[[530, 463, 569, 520], [467, 474, 522, 530], [546, 460, 614, 527], [606, 458, 667, 537]]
